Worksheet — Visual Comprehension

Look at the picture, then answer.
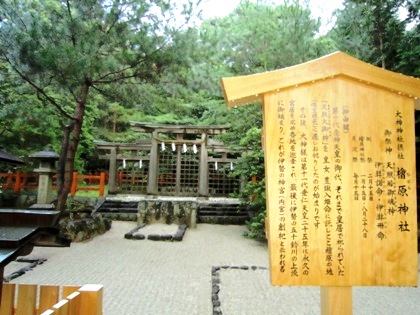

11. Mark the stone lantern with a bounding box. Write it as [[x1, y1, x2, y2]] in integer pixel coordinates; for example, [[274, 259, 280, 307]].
[[30, 150, 59, 206]]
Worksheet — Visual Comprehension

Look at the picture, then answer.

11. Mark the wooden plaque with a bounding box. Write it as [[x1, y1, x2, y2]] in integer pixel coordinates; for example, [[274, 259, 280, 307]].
[[222, 52, 420, 287], [264, 77, 417, 286]]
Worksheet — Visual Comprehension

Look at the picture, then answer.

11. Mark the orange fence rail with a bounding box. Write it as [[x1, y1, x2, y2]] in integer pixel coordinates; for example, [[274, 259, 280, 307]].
[[0, 172, 106, 197], [70, 172, 106, 197], [0, 283, 103, 315], [0, 172, 38, 193]]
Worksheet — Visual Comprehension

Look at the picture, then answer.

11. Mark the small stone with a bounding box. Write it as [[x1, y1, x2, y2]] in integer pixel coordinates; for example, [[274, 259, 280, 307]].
[[148, 234, 161, 241], [173, 231, 184, 241], [240, 265, 249, 270], [161, 234, 173, 241], [173, 234, 183, 241], [133, 234, 145, 240], [212, 285, 220, 294], [124, 233, 133, 239], [211, 266, 220, 274]]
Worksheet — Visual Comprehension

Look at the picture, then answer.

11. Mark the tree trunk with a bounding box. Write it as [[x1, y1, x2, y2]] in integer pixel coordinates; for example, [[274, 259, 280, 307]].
[[56, 81, 90, 211]]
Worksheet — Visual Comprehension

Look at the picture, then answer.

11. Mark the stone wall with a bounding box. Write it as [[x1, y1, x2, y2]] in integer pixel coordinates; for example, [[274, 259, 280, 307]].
[[0, 190, 38, 208], [59, 214, 112, 242], [58, 196, 112, 242], [137, 198, 197, 228]]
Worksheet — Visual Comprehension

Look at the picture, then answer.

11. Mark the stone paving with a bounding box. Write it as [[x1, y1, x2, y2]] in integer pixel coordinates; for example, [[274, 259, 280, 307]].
[[4, 221, 420, 315]]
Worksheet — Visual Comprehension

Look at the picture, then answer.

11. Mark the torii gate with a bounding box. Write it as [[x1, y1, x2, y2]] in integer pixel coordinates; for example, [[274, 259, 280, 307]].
[[222, 52, 420, 314]]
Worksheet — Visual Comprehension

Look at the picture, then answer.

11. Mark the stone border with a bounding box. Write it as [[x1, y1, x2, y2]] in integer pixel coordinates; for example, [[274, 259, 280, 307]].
[[3, 258, 47, 282], [124, 224, 187, 241], [211, 265, 268, 315]]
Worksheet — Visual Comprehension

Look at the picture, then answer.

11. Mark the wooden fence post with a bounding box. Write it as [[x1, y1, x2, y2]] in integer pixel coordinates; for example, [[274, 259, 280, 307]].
[[78, 284, 103, 315], [0, 283, 15, 315], [14, 170, 21, 192], [321, 287, 353, 315], [62, 286, 81, 298], [99, 172, 105, 196], [52, 299, 69, 315], [38, 285, 59, 314], [70, 172, 78, 196], [15, 284, 37, 315], [66, 291, 81, 315]]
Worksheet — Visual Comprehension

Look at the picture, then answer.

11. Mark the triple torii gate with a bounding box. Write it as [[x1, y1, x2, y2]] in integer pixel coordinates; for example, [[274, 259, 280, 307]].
[[221, 52, 420, 314]]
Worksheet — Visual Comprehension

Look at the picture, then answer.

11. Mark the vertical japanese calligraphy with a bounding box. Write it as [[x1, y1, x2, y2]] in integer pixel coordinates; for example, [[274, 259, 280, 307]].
[[265, 78, 417, 287]]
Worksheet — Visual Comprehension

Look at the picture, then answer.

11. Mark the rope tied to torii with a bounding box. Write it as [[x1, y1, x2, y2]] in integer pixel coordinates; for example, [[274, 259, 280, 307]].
[[153, 136, 204, 153], [152, 136, 205, 145]]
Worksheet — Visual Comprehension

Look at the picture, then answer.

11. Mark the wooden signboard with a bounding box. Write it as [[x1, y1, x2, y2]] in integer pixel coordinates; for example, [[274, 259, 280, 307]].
[[221, 52, 419, 288]]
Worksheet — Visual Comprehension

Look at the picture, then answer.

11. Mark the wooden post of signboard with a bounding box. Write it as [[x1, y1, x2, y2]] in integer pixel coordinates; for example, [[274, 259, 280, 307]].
[[221, 52, 420, 314], [321, 287, 352, 315]]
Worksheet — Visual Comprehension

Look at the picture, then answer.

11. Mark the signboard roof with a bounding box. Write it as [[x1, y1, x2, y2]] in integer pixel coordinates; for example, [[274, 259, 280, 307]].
[[221, 51, 420, 107]]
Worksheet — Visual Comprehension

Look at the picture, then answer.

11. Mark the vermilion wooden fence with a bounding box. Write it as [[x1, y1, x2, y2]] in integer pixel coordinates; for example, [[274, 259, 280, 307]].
[[70, 172, 106, 197], [0, 172, 106, 197], [0, 283, 103, 315], [0, 171, 38, 193]]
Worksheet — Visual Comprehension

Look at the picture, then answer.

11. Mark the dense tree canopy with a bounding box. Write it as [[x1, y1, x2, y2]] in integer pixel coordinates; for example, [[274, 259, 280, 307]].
[[0, 0, 196, 209], [0, 0, 418, 218], [331, 0, 419, 75]]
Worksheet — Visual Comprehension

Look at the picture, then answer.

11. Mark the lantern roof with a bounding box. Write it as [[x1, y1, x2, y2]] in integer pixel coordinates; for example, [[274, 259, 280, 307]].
[[29, 150, 59, 160]]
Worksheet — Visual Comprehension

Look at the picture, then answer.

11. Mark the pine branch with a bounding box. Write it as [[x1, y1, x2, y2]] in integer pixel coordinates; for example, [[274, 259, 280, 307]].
[[2, 54, 75, 121]]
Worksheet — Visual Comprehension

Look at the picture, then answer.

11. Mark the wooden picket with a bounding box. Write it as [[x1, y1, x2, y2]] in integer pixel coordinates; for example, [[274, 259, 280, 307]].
[[0, 283, 103, 315], [0, 283, 15, 315], [38, 285, 59, 314]]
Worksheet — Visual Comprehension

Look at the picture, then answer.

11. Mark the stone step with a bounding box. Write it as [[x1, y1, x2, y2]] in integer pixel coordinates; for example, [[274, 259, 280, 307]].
[[99, 202, 138, 208], [197, 204, 248, 225], [96, 201, 138, 214], [197, 215, 249, 225], [96, 197, 249, 225], [98, 207, 138, 213]]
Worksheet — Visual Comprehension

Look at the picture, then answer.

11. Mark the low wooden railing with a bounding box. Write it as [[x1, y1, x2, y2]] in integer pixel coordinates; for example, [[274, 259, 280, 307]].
[[0, 283, 103, 315], [0, 172, 106, 197], [0, 172, 38, 193], [70, 172, 106, 197]]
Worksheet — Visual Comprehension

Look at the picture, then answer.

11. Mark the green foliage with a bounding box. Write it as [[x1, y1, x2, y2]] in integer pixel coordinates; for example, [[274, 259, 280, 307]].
[[396, 24, 420, 77], [0, 0, 201, 209], [0, 1, 196, 168], [0, 0, 418, 224], [0, 62, 62, 161], [331, 0, 413, 71], [208, 0, 325, 74], [229, 126, 266, 240], [244, 208, 267, 241]]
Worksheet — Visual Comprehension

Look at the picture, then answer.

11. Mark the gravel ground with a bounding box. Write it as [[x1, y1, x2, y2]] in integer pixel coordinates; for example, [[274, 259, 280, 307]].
[[4, 221, 420, 315]]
